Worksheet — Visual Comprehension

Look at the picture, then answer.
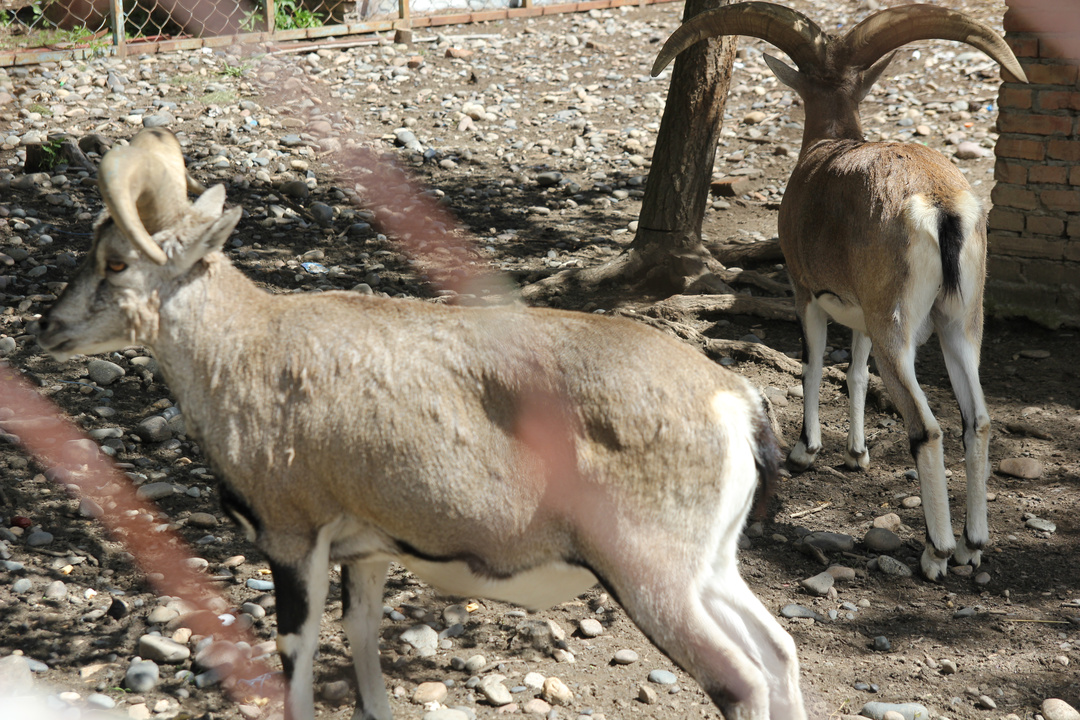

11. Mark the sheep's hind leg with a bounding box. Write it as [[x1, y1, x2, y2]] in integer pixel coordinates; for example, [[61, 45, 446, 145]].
[[341, 560, 392, 720], [844, 329, 872, 470], [938, 320, 990, 568], [271, 534, 333, 720], [788, 296, 828, 471]]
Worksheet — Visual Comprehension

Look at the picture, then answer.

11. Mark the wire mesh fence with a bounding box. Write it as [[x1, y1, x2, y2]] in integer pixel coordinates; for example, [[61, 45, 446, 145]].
[[1, 0, 669, 65]]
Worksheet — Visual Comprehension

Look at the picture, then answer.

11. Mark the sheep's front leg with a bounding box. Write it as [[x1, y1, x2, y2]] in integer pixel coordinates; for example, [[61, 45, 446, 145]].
[[271, 540, 332, 720], [341, 560, 392, 720]]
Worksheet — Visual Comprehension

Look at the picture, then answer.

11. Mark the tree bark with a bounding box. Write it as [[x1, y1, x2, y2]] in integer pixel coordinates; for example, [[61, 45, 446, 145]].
[[521, 0, 737, 303]]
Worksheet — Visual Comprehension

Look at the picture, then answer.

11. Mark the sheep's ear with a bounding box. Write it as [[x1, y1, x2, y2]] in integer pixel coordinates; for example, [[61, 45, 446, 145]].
[[763, 53, 804, 92], [855, 51, 896, 102], [166, 185, 242, 272]]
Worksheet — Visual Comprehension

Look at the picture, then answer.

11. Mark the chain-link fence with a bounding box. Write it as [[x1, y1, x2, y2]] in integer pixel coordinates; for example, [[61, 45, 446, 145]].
[[1, 0, 672, 65]]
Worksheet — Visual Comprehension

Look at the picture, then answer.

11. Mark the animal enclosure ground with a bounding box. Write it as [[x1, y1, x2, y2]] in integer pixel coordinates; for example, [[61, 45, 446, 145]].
[[0, 1, 1079, 719]]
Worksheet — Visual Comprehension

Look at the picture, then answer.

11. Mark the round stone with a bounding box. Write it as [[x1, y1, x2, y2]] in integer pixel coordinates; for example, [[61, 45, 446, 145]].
[[613, 649, 639, 665], [863, 527, 902, 553], [648, 669, 677, 685], [578, 618, 603, 637]]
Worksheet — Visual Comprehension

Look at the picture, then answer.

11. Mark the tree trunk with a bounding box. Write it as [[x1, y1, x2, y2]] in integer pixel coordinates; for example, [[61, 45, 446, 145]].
[[521, 0, 737, 303], [629, 0, 737, 292]]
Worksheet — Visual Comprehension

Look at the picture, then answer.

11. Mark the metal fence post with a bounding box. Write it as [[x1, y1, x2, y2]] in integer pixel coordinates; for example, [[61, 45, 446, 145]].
[[110, 0, 126, 56]]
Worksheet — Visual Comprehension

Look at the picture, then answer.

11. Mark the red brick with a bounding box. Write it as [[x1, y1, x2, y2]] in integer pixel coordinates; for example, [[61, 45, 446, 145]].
[[999, 86, 1033, 110], [1042, 189, 1080, 212], [989, 232, 1066, 259], [1071, 165, 1080, 186], [998, 112, 1073, 136], [1027, 215, 1066, 236], [987, 255, 1025, 283], [1047, 140, 1080, 162], [1023, 62, 1080, 86], [1070, 220, 1080, 238], [1039, 35, 1080, 60], [995, 160, 1029, 184], [1006, 35, 1040, 59], [1004, 1, 1080, 32], [1026, 259, 1076, 286], [1067, 243, 1080, 262], [993, 184, 1040, 210], [989, 207, 1027, 232], [1005, 9, 1055, 33], [1029, 164, 1068, 184], [996, 137, 1046, 161], [1036, 90, 1080, 111]]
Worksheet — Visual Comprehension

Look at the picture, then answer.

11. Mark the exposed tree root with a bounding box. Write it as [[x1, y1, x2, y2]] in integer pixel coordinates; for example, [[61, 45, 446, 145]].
[[706, 237, 785, 268], [648, 293, 797, 322]]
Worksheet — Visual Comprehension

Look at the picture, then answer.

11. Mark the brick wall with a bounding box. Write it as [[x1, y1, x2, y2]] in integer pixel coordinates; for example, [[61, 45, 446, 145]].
[[989, 0, 1080, 327]]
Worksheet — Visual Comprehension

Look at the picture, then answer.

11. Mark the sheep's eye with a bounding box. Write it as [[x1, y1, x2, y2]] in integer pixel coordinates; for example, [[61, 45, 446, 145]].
[[106, 260, 127, 273]]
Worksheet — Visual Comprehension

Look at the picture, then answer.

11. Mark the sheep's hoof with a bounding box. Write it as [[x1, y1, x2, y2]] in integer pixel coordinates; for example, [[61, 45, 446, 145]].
[[920, 548, 950, 583], [953, 540, 982, 569], [843, 447, 870, 471], [785, 442, 819, 472]]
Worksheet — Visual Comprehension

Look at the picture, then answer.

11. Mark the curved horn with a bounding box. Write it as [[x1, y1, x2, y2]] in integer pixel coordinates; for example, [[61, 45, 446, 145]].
[[843, 5, 1027, 83], [652, 1, 828, 76], [97, 129, 193, 265]]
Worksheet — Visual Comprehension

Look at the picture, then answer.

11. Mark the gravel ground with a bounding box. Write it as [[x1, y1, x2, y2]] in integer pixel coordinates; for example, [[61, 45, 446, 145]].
[[2, 1, 1080, 720]]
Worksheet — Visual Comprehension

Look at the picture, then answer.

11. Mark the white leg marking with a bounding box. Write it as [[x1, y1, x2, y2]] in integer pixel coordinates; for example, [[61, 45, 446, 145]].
[[938, 320, 990, 567], [279, 530, 334, 720], [789, 299, 827, 471], [844, 329, 872, 470], [342, 561, 392, 720], [874, 342, 954, 581]]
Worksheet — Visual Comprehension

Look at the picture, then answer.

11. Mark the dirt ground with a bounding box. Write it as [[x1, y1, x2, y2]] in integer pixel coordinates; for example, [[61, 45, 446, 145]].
[[1, 1, 1079, 719]]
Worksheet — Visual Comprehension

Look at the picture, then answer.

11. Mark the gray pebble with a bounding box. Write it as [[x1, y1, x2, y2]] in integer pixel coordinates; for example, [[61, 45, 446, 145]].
[[536, 171, 563, 186], [423, 710, 470, 720], [401, 624, 439, 656], [147, 606, 179, 624], [477, 675, 513, 705], [87, 693, 117, 709], [309, 202, 334, 227], [463, 654, 486, 674], [799, 571, 835, 597], [12, 578, 32, 594], [125, 659, 160, 692], [138, 634, 191, 663], [242, 602, 266, 619], [648, 669, 678, 685], [780, 604, 823, 621], [875, 555, 913, 578], [246, 578, 274, 591], [87, 359, 125, 386], [953, 606, 977, 619], [801, 531, 855, 553], [143, 113, 175, 128], [0, 336, 16, 356], [443, 604, 470, 626], [26, 530, 54, 547], [135, 416, 173, 443], [44, 580, 67, 600], [1042, 698, 1080, 720], [136, 482, 176, 501], [863, 527, 902, 553], [872, 636, 891, 652], [860, 701, 929, 720], [1026, 517, 1057, 532], [939, 658, 957, 674], [578, 618, 604, 637], [613, 649, 639, 665]]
